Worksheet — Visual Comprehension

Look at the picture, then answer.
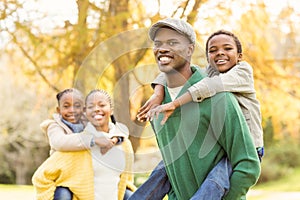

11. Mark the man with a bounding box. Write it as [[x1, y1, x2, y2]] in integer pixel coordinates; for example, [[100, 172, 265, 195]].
[[131, 18, 260, 200]]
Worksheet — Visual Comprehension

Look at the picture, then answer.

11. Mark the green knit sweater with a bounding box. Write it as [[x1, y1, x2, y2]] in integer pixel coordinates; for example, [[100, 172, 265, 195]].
[[152, 66, 261, 200]]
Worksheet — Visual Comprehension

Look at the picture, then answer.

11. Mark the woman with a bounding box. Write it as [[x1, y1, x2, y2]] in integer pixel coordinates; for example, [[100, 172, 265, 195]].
[[32, 89, 136, 200]]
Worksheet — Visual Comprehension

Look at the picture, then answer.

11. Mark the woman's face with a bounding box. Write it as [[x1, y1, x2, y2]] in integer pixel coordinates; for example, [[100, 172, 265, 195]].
[[207, 34, 242, 73], [85, 92, 112, 131]]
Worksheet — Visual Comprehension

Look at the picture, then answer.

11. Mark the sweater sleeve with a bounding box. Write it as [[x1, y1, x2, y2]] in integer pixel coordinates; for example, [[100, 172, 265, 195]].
[[188, 62, 255, 102], [151, 72, 166, 88], [212, 93, 261, 199], [32, 151, 94, 200], [47, 123, 93, 152], [118, 138, 136, 199], [32, 164, 57, 200]]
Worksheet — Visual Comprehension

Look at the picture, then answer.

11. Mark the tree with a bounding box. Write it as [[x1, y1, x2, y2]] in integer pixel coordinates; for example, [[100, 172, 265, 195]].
[[2, 0, 299, 184], [0, 0, 204, 183], [238, 2, 300, 141], [0, 59, 50, 184]]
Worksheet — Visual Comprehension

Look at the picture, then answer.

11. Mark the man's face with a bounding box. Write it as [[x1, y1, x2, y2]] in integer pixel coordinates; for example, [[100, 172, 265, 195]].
[[153, 28, 194, 74]]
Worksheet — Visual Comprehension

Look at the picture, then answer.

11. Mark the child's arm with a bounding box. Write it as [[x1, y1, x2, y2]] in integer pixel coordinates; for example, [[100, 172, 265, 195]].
[[188, 61, 255, 102], [92, 136, 115, 154], [137, 73, 165, 122], [47, 123, 115, 153], [148, 92, 193, 125], [47, 123, 94, 151], [149, 62, 255, 124]]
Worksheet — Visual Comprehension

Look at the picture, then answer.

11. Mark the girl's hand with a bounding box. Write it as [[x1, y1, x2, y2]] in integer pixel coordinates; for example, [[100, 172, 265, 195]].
[[111, 137, 119, 145], [94, 137, 114, 154]]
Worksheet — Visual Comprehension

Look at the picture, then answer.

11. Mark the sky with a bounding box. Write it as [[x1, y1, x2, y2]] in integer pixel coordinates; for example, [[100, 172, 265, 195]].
[[15, 0, 300, 32], [0, 0, 299, 48], [34, 0, 300, 26]]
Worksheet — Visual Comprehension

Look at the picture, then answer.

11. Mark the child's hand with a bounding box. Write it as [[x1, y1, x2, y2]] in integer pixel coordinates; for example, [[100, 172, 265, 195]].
[[111, 136, 124, 145], [147, 102, 176, 125], [137, 93, 163, 122], [94, 137, 114, 154], [111, 137, 119, 145]]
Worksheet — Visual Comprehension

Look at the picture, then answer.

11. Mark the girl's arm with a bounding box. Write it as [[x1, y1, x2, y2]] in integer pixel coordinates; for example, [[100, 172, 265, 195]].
[[47, 123, 115, 153], [47, 123, 94, 152], [92, 136, 115, 154]]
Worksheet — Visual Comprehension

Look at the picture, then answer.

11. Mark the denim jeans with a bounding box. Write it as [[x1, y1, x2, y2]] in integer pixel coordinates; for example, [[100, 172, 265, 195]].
[[257, 147, 264, 162], [53, 186, 73, 200], [128, 160, 170, 200], [54, 186, 134, 200], [124, 188, 134, 200], [190, 157, 232, 200], [129, 157, 231, 200]]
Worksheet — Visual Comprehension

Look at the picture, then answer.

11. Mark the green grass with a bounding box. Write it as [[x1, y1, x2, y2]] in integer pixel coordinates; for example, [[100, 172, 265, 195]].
[[0, 184, 33, 190], [0, 184, 33, 200], [253, 167, 300, 191], [247, 167, 300, 200], [1, 168, 300, 200]]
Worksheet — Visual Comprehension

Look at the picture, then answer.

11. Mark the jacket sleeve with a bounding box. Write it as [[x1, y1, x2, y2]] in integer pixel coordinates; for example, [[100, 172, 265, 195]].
[[47, 123, 93, 152], [188, 62, 255, 102]]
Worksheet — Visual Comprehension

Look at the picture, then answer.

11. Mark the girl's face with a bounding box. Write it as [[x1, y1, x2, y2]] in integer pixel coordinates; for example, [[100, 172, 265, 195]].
[[85, 92, 112, 132], [207, 34, 242, 73], [56, 92, 84, 124]]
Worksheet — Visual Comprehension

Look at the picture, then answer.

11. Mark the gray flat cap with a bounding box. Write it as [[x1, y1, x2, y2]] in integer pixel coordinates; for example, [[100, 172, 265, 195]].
[[149, 18, 196, 44]]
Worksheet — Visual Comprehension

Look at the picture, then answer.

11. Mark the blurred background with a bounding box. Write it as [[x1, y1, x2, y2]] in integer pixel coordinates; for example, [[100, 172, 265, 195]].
[[0, 0, 299, 195]]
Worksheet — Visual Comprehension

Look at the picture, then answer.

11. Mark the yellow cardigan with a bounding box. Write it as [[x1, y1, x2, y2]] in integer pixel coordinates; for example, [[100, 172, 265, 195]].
[[32, 138, 136, 200]]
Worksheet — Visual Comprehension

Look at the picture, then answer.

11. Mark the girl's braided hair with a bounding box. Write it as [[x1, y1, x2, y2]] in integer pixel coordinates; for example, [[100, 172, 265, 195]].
[[56, 88, 84, 105]]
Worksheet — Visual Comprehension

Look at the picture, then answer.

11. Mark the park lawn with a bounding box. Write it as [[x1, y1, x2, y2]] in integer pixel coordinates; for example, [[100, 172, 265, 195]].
[[1, 167, 300, 200], [253, 167, 300, 191], [0, 184, 33, 200], [0, 184, 33, 190]]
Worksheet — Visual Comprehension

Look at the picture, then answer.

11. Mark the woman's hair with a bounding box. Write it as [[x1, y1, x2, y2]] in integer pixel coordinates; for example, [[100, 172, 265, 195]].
[[56, 88, 84, 105], [205, 29, 242, 58], [85, 89, 116, 124]]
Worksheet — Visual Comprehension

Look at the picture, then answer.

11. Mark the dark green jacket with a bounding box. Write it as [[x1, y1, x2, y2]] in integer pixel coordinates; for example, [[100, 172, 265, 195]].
[[152, 66, 261, 200]]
